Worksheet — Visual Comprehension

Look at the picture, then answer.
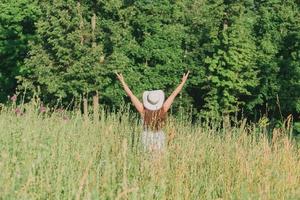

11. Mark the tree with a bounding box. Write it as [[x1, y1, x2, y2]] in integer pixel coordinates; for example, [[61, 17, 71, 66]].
[[277, 1, 300, 118], [187, 0, 258, 117], [20, 0, 105, 105], [0, 0, 40, 101], [252, 0, 300, 120], [21, 0, 190, 110]]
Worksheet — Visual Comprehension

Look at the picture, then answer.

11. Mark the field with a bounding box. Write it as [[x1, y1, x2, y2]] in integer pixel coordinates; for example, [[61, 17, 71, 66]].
[[0, 103, 300, 200]]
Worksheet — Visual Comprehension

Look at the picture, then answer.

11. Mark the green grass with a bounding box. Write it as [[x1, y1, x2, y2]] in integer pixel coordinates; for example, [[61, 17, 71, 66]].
[[0, 103, 300, 199]]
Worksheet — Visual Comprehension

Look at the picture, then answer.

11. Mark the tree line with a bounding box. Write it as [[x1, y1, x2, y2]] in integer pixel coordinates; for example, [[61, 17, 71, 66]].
[[0, 0, 299, 127]]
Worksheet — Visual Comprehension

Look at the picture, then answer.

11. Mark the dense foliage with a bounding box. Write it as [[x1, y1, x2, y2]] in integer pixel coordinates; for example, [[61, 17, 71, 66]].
[[0, 0, 299, 121], [0, 0, 40, 102]]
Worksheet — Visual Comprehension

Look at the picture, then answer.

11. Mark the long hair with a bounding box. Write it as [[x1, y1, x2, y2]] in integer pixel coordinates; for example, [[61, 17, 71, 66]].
[[143, 108, 167, 131]]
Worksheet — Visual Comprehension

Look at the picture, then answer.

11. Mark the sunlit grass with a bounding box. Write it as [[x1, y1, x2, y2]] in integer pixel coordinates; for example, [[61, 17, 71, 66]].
[[0, 103, 300, 199]]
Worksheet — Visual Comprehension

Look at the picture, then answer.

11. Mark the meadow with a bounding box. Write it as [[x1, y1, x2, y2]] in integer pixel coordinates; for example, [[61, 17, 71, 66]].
[[0, 102, 300, 200]]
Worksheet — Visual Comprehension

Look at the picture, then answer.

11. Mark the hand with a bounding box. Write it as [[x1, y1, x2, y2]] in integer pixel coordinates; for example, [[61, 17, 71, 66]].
[[115, 72, 125, 83], [181, 71, 190, 84]]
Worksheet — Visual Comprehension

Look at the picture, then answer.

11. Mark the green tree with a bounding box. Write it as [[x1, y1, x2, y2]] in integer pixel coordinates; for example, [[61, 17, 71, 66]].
[[277, 1, 300, 118], [15, 0, 300, 123], [22, 0, 190, 110], [20, 0, 105, 105], [188, 0, 258, 117], [0, 0, 40, 101], [252, 0, 300, 120]]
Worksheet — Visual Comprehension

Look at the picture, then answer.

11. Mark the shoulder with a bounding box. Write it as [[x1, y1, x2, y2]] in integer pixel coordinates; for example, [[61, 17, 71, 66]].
[[161, 107, 167, 114], [159, 108, 167, 117]]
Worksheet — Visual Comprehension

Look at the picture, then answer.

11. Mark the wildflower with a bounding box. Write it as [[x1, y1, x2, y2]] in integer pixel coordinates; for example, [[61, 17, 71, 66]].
[[40, 105, 46, 113], [15, 108, 23, 116], [10, 95, 17, 102]]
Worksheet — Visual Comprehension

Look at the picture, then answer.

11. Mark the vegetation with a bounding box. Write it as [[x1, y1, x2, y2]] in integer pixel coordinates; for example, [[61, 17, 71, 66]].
[[0, 0, 40, 102], [0, 102, 299, 199], [1, 1, 300, 198], [0, 0, 299, 122]]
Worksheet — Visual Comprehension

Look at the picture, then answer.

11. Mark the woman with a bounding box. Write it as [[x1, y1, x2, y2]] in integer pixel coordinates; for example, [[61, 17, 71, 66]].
[[116, 71, 189, 151]]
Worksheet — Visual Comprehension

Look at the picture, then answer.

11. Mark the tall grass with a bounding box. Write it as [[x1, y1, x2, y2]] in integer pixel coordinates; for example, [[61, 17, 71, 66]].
[[0, 103, 300, 199]]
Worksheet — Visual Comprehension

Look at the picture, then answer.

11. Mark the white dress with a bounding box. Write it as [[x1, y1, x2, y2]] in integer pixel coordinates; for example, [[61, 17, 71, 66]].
[[141, 118, 166, 151], [141, 129, 166, 151]]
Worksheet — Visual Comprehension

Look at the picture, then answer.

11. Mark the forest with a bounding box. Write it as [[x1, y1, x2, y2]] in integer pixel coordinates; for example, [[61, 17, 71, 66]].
[[1, 0, 299, 128]]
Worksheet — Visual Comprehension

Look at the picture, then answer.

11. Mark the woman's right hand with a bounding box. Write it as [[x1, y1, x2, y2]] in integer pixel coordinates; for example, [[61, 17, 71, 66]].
[[181, 71, 190, 84]]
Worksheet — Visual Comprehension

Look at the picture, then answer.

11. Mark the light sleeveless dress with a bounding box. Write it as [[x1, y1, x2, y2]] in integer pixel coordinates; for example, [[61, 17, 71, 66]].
[[141, 129, 166, 151], [141, 119, 166, 151]]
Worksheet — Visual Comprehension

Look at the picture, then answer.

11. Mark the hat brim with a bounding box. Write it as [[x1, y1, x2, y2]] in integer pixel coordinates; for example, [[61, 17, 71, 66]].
[[143, 90, 165, 111]]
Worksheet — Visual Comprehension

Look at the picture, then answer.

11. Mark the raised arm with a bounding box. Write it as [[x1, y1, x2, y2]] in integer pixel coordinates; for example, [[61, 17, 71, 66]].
[[116, 73, 144, 115], [163, 71, 190, 112]]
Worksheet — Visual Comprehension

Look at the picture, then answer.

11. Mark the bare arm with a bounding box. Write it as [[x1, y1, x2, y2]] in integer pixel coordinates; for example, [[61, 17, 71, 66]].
[[116, 73, 144, 115], [163, 71, 190, 112]]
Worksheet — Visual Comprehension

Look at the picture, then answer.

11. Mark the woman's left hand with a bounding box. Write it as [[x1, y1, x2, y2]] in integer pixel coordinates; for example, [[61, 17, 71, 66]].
[[115, 72, 125, 83]]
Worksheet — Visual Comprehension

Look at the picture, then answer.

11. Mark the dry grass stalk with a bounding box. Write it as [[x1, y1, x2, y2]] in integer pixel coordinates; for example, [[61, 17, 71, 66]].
[[83, 98, 88, 122], [93, 92, 99, 122], [122, 138, 128, 198], [75, 158, 94, 200], [167, 127, 176, 146], [115, 187, 138, 200]]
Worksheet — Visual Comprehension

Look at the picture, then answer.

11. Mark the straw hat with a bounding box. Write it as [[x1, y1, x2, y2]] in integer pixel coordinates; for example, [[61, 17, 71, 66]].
[[143, 90, 165, 111]]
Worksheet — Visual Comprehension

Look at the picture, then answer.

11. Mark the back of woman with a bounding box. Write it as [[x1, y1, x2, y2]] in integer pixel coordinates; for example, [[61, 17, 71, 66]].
[[116, 71, 189, 152], [142, 108, 167, 151]]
